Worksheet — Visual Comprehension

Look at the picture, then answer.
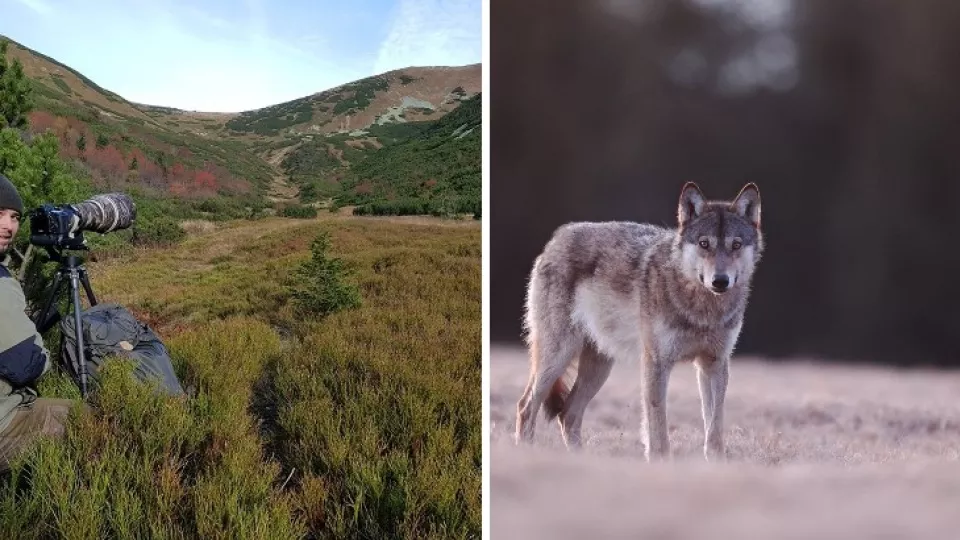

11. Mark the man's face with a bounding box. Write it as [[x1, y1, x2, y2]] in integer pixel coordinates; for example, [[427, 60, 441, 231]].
[[0, 208, 20, 255]]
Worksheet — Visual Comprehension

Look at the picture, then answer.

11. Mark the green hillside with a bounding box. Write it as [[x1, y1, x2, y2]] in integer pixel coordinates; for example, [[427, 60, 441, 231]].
[[347, 93, 481, 217], [223, 74, 395, 137], [223, 94, 317, 136], [281, 93, 482, 217]]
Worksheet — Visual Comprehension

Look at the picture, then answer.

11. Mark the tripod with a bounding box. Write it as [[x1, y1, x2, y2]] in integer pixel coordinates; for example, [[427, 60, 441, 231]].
[[32, 245, 98, 398]]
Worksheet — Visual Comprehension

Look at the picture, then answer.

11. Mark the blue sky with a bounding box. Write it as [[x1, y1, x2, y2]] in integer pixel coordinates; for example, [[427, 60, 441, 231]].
[[0, 0, 482, 112]]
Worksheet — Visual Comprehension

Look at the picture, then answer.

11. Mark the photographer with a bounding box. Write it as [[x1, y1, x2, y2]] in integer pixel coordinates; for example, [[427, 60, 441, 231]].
[[0, 173, 76, 473]]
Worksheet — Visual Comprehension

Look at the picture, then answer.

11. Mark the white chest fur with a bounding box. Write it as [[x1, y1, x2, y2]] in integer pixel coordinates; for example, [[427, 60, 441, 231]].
[[571, 279, 644, 363], [571, 278, 743, 365]]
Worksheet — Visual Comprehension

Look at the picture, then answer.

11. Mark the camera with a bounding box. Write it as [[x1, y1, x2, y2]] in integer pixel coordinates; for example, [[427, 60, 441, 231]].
[[29, 192, 137, 249], [26, 193, 136, 397]]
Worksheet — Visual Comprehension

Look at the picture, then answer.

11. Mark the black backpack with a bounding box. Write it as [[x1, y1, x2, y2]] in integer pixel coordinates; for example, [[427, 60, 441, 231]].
[[58, 302, 185, 396]]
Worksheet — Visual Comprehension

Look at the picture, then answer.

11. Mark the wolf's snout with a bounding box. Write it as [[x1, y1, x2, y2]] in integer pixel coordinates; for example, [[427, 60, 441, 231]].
[[711, 274, 730, 292]]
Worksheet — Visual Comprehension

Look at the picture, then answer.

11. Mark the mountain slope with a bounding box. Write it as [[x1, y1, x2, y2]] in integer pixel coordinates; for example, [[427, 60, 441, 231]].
[[1, 35, 481, 213], [275, 92, 481, 216], [342, 93, 481, 216], [225, 65, 480, 139]]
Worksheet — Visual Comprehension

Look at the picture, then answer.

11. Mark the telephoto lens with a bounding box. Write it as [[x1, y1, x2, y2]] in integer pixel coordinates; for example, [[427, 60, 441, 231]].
[[70, 192, 136, 234]]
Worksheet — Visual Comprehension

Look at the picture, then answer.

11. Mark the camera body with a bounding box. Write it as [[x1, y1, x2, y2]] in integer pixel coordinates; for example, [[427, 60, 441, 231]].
[[28, 203, 85, 249], [27, 193, 136, 250]]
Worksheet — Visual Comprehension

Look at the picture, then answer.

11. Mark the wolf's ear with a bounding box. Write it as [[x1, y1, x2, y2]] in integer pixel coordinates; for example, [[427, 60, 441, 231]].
[[733, 183, 761, 228], [678, 182, 705, 225]]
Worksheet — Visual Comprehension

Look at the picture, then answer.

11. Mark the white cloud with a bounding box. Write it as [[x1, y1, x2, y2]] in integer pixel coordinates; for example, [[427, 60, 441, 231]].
[[12, 0, 53, 16], [373, 0, 481, 74]]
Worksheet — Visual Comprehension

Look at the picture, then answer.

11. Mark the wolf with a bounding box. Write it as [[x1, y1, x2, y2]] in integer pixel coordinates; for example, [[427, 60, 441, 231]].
[[514, 182, 763, 462]]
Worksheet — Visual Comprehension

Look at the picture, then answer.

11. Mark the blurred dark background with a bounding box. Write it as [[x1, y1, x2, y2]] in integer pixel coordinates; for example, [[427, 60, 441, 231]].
[[491, 0, 960, 367]]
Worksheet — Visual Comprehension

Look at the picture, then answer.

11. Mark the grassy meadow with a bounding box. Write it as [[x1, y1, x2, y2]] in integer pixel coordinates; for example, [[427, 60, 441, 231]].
[[0, 212, 481, 539]]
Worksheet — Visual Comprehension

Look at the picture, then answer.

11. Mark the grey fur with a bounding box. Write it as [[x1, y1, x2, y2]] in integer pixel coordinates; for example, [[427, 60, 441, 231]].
[[515, 182, 764, 462]]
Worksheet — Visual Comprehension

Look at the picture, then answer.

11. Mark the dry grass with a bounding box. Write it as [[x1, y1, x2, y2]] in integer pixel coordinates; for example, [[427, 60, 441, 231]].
[[490, 345, 960, 539], [178, 219, 218, 236]]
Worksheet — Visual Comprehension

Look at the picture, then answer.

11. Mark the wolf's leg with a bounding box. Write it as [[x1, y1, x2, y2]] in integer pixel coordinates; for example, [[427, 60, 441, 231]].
[[558, 341, 613, 449], [695, 356, 729, 461], [515, 331, 582, 444], [641, 352, 673, 462]]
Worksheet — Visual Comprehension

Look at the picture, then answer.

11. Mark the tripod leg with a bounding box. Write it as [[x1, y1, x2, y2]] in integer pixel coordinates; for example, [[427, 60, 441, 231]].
[[33, 269, 65, 332], [78, 267, 98, 306], [68, 268, 89, 398]]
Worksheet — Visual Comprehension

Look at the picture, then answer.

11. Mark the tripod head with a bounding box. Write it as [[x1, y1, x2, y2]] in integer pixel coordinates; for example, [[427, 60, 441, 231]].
[[40, 243, 89, 266], [34, 239, 90, 264]]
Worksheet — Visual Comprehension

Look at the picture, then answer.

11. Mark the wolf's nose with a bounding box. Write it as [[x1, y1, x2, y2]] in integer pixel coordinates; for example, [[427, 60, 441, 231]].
[[712, 275, 729, 290]]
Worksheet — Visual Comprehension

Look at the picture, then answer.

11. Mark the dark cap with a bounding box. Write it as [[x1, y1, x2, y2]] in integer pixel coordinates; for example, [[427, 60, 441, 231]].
[[0, 173, 23, 214]]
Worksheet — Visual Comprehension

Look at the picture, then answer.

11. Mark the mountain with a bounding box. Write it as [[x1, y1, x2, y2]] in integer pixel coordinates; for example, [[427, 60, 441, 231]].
[[0, 35, 481, 212], [236, 65, 481, 209], [222, 65, 479, 138]]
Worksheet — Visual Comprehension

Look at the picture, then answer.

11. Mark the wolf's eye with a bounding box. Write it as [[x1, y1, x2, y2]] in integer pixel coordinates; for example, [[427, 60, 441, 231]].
[[698, 240, 710, 249], [732, 241, 742, 250]]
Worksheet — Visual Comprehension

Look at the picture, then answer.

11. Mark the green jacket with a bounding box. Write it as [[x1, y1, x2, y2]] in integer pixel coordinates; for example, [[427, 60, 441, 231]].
[[0, 257, 51, 433]]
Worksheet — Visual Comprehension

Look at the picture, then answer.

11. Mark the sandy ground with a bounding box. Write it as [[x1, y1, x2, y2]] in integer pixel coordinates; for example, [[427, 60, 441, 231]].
[[489, 345, 960, 539]]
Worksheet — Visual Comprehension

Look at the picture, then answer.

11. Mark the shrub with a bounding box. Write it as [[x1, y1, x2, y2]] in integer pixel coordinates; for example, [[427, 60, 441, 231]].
[[279, 205, 317, 219], [287, 231, 361, 318], [132, 216, 186, 247]]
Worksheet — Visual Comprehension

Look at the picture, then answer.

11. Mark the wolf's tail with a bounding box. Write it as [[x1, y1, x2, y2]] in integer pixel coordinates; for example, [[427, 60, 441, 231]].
[[543, 355, 579, 421]]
